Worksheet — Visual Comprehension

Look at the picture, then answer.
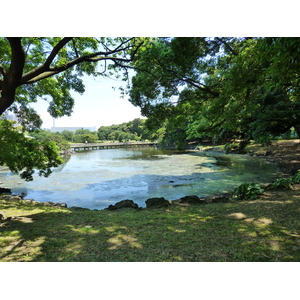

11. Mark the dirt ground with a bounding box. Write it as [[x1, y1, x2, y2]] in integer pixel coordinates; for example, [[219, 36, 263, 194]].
[[250, 139, 300, 175]]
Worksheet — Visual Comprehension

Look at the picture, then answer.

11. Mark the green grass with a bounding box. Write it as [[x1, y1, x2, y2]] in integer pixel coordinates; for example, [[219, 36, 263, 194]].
[[1, 188, 300, 262]]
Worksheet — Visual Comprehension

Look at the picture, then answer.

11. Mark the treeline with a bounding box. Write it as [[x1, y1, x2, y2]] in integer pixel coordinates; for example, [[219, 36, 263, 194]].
[[28, 118, 157, 152], [97, 118, 153, 142], [29, 128, 98, 152]]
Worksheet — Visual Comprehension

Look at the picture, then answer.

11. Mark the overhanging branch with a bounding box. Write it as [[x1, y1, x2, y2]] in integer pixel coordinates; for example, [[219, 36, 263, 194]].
[[21, 38, 139, 85], [21, 37, 73, 84]]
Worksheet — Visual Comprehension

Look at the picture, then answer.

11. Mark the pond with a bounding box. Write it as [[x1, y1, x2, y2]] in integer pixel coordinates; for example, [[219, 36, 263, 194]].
[[0, 148, 281, 210]]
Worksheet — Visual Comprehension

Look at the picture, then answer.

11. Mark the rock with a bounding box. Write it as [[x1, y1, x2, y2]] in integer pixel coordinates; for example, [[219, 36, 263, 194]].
[[0, 187, 11, 194], [43, 201, 55, 206], [52, 202, 67, 208], [107, 199, 139, 210], [210, 194, 231, 203], [178, 195, 207, 205], [146, 197, 171, 208], [10, 196, 22, 201], [24, 199, 35, 204], [19, 192, 26, 199]]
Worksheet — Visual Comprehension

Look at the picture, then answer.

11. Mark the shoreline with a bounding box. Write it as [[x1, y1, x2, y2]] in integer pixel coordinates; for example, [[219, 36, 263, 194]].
[[0, 188, 232, 211], [246, 139, 300, 175], [1, 140, 299, 211]]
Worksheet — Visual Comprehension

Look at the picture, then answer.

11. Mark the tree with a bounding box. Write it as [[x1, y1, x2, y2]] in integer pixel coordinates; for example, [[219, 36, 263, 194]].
[[73, 133, 98, 143], [29, 129, 70, 152], [0, 37, 144, 180], [0, 119, 62, 181], [61, 130, 75, 142], [97, 126, 111, 141], [96, 118, 150, 142], [75, 128, 95, 136], [128, 37, 300, 145], [0, 38, 144, 117]]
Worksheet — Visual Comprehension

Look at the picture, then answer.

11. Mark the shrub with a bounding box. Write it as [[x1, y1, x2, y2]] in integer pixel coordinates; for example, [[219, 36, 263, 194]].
[[292, 171, 300, 184], [233, 183, 265, 200], [267, 177, 293, 190]]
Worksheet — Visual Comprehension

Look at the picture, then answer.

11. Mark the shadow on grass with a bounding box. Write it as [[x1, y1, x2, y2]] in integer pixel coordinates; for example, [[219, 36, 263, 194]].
[[0, 190, 300, 262], [0, 208, 147, 262]]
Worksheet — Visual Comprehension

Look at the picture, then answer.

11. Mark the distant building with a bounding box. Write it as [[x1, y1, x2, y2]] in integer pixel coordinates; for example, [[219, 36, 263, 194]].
[[51, 126, 96, 133]]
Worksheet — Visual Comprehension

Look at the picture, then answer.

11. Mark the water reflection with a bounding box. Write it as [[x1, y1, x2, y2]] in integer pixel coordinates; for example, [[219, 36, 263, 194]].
[[0, 148, 281, 210], [52, 155, 71, 173]]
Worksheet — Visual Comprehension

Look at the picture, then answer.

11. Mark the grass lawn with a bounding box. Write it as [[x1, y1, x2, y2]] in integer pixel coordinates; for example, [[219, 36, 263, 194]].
[[1, 186, 300, 262]]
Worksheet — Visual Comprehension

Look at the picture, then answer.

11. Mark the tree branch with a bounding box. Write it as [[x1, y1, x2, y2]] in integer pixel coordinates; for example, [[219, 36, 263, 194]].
[[21, 38, 139, 85], [21, 37, 73, 84], [112, 38, 133, 53], [22, 55, 132, 84], [72, 39, 79, 58], [181, 77, 220, 97], [152, 57, 220, 97], [44, 37, 73, 67], [215, 37, 238, 56]]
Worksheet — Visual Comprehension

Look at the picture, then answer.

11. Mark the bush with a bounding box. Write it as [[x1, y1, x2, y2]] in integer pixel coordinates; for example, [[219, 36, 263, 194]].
[[233, 183, 265, 200], [292, 171, 300, 184], [267, 177, 293, 190]]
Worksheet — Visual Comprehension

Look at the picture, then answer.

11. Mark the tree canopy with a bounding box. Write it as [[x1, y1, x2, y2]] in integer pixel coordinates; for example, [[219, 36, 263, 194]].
[[0, 119, 62, 181], [0, 37, 144, 120], [97, 118, 152, 142], [128, 37, 300, 147]]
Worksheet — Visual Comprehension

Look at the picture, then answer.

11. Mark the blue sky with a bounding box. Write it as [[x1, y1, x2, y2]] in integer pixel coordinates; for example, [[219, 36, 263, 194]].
[[31, 74, 144, 130]]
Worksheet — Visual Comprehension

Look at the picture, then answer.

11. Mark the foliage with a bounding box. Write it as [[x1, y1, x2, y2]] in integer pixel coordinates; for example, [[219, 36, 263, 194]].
[[97, 118, 152, 142], [267, 177, 294, 190], [0, 37, 145, 118], [29, 129, 70, 152], [30, 128, 99, 146], [73, 133, 98, 143], [0, 120, 63, 181], [127, 37, 300, 146], [233, 183, 265, 200], [292, 171, 300, 184], [61, 130, 75, 142]]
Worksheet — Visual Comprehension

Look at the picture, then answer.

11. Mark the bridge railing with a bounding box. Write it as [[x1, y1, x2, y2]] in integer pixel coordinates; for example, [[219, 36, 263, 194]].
[[70, 141, 157, 151]]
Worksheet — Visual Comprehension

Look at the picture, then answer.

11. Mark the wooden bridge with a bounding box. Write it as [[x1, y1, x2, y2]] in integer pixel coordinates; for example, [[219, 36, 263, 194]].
[[70, 141, 157, 152]]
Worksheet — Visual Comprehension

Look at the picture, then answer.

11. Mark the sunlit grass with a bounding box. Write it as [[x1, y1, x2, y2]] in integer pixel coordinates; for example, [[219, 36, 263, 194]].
[[1, 189, 300, 262]]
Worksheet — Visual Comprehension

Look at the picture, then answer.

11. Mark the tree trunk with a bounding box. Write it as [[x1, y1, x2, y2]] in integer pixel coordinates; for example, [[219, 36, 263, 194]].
[[0, 38, 25, 116]]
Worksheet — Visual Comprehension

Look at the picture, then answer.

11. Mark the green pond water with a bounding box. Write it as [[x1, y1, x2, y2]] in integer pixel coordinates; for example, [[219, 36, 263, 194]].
[[0, 148, 281, 209]]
